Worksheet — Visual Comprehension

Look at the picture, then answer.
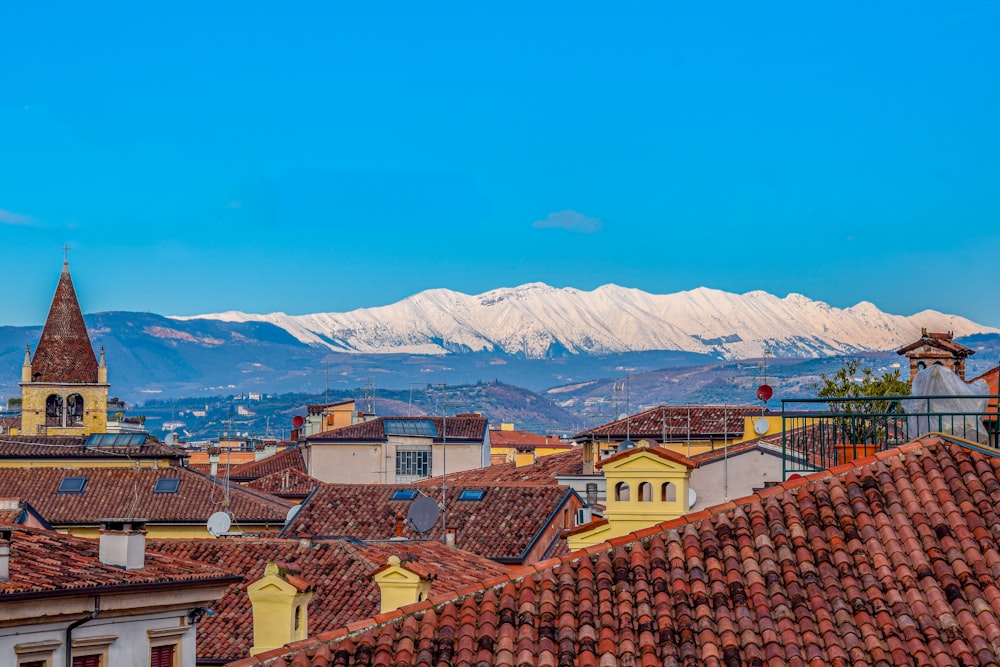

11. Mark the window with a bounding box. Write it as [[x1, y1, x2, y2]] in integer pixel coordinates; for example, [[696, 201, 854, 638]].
[[149, 645, 174, 667], [661, 482, 676, 502], [395, 447, 431, 482], [72, 657, 101, 667], [58, 477, 87, 494], [67, 394, 85, 425], [384, 419, 437, 437], [20, 661, 45, 667], [638, 482, 653, 502], [153, 478, 180, 494], [390, 489, 418, 501], [614, 481, 630, 502], [46, 394, 64, 427], [457, 489, 486, 501]]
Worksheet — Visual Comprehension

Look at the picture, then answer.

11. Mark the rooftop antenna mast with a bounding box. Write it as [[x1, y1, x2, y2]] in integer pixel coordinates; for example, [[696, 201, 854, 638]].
[[436, 383, 449, 544]]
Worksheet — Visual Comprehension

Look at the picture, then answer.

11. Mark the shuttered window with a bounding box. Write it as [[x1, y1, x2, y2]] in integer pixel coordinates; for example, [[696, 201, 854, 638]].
[[150, 645, 175, 667], [20, 661, 46, 667], [72, 656, 101, 667]]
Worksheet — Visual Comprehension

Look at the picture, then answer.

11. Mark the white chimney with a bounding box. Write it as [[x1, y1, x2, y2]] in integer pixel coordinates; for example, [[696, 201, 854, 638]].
[[99, 521, 146, 570], [208, 447, 220, 477], [0, 529, 11, 582]]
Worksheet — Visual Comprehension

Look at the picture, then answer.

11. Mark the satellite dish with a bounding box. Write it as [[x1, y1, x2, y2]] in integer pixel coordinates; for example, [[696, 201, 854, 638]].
[[292, 415, 305, 428], [616, 439, 636, 453], [206, 511, 232, 537], [753, 417, 770, 436], [284, 504, 302, 524], [755, 384, 773, 402], [406, 496, 439, 534], [688, 487, 697, 508]]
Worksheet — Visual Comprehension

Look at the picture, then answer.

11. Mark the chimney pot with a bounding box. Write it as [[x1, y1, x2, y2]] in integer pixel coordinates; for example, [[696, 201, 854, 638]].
[[99, 520, 147, 570]]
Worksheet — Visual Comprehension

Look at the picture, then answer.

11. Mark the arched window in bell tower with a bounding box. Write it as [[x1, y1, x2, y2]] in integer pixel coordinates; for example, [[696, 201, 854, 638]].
[[46, 394, 64, 427], [67, 394, 85, 425]]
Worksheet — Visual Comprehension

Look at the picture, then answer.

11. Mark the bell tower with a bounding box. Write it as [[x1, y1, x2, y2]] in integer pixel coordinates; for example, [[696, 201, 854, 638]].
[[19, 259, 109, 435]]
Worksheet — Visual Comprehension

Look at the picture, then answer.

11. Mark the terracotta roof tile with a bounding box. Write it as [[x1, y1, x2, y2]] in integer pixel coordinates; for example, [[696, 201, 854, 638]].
[[574, 405, 758, 440], [415, 447, 584, 487], [281, 483, 578, 563], [236, 435, 1000, 667], [28, 263, 99, 383], [489, 429, 569, 448], [0, 434, 186, 460], [0, 466, 291, 526], [245, 468, 321, 499], [228, 447, 306, 480], [0, 525, 238, 599], [310, 416, 487, 442], [147, 537, 508, 663]]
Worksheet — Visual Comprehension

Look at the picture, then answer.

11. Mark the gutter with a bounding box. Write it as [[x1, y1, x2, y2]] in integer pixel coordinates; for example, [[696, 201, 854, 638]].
[[66, 596, 100, 667]]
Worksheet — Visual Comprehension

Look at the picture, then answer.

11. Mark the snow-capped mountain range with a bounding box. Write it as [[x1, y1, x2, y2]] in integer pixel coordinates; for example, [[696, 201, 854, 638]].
[[171, 283, 998, 360]]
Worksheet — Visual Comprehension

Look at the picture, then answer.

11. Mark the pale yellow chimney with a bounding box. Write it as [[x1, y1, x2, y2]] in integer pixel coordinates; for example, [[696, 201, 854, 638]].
[[247, 561, 314, 656], [372, 555, 434, 613]]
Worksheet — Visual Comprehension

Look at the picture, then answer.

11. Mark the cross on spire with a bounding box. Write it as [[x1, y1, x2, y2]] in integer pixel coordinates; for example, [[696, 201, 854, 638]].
[[62, 243, 71, 265]]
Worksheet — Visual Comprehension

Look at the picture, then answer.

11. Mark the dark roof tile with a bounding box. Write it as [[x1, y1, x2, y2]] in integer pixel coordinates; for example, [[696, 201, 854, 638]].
[[29, 263, 99, 383]]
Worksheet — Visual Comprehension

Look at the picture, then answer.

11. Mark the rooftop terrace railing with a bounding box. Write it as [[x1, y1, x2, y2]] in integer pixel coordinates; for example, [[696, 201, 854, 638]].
[[781, 394, 1000, 478]]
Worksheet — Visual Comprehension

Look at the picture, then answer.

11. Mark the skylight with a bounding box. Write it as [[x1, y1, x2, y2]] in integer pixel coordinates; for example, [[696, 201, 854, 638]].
[[390, 489, 419, 501], [57, 477, 87, 494], [86, 433, 148, 447], [384, 419, 437, 437], [153, 478, 181, 494], [457, 489, 486, 501]]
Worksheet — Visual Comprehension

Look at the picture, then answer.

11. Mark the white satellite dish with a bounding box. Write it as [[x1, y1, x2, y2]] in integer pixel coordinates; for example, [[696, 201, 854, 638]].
[[206, 511, 232, 537], [688, 488, 697, 508], [753, 417, 770, 436], [284, 504, 302, 525]]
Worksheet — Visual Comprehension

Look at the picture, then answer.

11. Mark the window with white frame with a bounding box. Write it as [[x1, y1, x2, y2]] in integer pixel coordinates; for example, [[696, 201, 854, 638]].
[[395, 445, 431, 482]]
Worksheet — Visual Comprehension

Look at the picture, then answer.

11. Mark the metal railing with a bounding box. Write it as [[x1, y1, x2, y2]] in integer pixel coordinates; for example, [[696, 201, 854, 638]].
[[781, 394, 1000, 478]]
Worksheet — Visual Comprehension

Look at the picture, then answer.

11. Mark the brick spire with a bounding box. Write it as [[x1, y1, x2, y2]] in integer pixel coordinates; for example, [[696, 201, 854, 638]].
[[30, 261, 99, 383]]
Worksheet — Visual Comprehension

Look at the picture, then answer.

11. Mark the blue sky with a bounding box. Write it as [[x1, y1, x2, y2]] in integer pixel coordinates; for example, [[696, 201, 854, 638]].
[[2, 2, 999, 327]]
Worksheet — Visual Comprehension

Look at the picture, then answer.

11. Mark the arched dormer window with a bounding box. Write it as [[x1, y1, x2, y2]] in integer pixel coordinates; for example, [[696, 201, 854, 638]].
[[615, 481, 630, 502], [639, 481, 653, 502], [661, 482, 677, 502], [45, 394, 64, 427], [67, 394, 85, 425]]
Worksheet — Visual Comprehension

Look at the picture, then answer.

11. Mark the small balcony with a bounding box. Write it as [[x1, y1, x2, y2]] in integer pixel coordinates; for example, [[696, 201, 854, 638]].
[[780, 394, 1000, 478]]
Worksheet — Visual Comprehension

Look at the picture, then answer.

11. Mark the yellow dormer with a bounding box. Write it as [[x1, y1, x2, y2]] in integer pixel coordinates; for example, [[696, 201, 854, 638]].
[[247, 561, 314, 656], [567, 440, 698, 550], [371, 555, 434, 613]]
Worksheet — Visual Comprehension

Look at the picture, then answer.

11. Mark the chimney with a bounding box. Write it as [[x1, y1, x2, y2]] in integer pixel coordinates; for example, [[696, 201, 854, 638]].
[[391, 510, 405, 540], [372, 555, 434, 613], [99, 520, 146, 570], [445, 527, 456, 547], [208, 447, 220, 477], [247, 561, 314, 656], [253, 442, 266, 461], [585, 482, 598, 506], [514, 446, 536, 468], [0, 528, 11, 582]]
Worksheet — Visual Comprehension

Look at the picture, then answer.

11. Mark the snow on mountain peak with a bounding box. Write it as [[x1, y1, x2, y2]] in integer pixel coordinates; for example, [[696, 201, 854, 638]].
[[173, 284, 998, 359]]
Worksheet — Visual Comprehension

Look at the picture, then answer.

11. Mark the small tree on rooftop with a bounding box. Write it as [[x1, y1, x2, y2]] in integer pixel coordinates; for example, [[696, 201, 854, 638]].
[[812, 358, 909, 444]]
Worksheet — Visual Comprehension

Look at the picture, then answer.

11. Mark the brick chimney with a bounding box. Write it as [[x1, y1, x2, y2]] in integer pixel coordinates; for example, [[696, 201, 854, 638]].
[[99, 520, 146, 570]]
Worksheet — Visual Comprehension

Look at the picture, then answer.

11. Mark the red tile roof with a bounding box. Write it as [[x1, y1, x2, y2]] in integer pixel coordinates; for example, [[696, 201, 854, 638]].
[[0, 434, 186, 460], [489, 429, 568, 448], [415, 447, 584, 487], [29, 262, 100, 383], [146, 537, 509, 663], [595, 444, 700, 470], [0, 525, 239, 600], [0, 466, 292, 527], [227, 447, 306, 481], [244, 469, 321, 499], [310, 416, 487, 442], [281, 484, 578, 563], [236, 435, 1000, 667], [896, 331, 975, 357], [575, 405, 757, 440]]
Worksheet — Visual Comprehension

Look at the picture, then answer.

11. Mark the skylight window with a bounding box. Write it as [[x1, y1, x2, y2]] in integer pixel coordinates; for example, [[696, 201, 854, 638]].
[[57, 477, 87, 494], [457, 489, 486, 501], [153, 478, 181, 494], [384, 419, 437, 437], [390, 489, 419, 501]]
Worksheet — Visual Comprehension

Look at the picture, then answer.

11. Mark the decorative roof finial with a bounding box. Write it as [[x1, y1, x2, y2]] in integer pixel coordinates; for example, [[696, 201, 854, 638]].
[[62, 243, 71, 271]]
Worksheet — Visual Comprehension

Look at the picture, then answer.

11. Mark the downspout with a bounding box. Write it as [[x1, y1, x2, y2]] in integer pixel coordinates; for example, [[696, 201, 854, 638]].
[[66, 596, 101, 667]]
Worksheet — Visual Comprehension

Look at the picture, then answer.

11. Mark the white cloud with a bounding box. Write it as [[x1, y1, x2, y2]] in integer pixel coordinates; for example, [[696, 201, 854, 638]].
[[532, 210, 602, 234], [0, 209, 35, 226]]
